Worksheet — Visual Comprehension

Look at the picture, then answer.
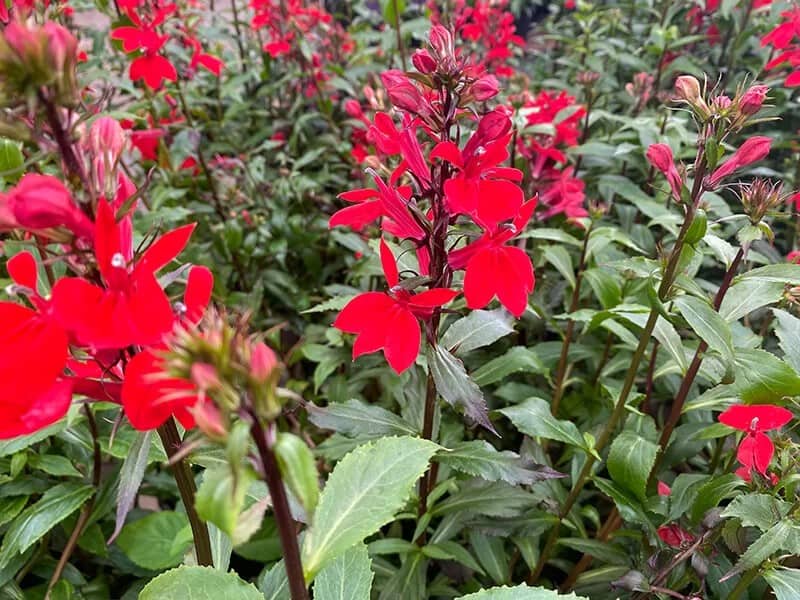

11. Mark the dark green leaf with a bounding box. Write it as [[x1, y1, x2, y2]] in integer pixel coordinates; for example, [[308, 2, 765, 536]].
[[139, 566, 262, 599], [429, 344, 495, 433], [607, 432, 658, 502]]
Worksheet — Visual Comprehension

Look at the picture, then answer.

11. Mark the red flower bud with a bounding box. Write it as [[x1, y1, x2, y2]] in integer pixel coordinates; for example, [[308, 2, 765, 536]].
[[250, 341, 278, 383], [706, 136, 772, 189], [674, 75, 702, 104], [344, 99, 363, 118], [190, 362, 221, 392], [646, 143, 682, 201], [429, 25, 453, 58], [7, 174, 93, 239], [380, 70, 424, 114], [739, 84, 768, 116], [411, 49, 436, 74], [472, 75, 500, 101]]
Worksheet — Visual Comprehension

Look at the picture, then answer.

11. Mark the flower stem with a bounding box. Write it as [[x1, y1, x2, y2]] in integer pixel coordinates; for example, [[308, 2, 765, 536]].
[[416, 368, 438, 544], [250, 418, 308, 600], [157, 418, 214, 567], [391, 0, 407, 71]]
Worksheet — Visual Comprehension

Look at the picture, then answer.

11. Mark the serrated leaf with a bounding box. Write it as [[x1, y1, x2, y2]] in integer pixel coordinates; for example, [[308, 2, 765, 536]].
[[301, 436, 438, 580], [437, 440, 563, 485], [429, 344, 495, 433], [307, 399, 417, 437], [440, 309, 515, 355], [771, 309, 800, 373], [607, 432, 658, 502], [314, 543, 373, 600], [472, 347, 546, 386], [674, 296, 734, 364], [116, 511, 192, 571], [109, 430, 151, 544], [721, 494, 792, 531], [0, 483, 93, 570], [690, 474, 744, 524], [139, 566, 262, 599], [456, 583, 588, 599], [498, 397, 585, 449], [730, 519, 795, 575], [719, 279, 784, 322]]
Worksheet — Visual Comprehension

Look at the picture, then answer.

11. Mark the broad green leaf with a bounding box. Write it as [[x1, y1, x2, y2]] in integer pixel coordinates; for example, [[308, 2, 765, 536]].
[[139, 566, 262, 599], [584, 268, 622, 309], [0, 497, 27, 529], [28, 455, 81, 478], [765, 567, 800, 600], [470, 532, 509, 584], [313, 543, 373, 600], [429, 344, 495, 432], [557, 538, 630, 567], [498, 397, 585, 449], [771, 309, 800, 373], [301, 436, 438, 580], [472, 347, 546, 386], [307, 399, 417, 437], [732, 519, 796, 574], [690, 474, 744, 524], [457, 584, 588, 599], [436, 440, 562, 486], [274, 433, 319, 515], [110, 430, 152, 543], [116, 511, 192, 570], [732, 349, 800, 403], [721, 494, 792, 531], [739, 263, 800, 284], [674, 295, 734, 364], [607, 432, 658, 502], [195, 466, 257, 541], [543, 245, 576, 288], [259, 560, 289, 600], [719, 279, 784, 322], [430, 480, 537, 519], [0, 483, 93, 570], [441, 309, 515, 355]]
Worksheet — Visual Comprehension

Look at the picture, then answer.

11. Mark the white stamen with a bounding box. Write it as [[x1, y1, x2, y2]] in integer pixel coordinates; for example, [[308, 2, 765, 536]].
[[111, 252, 125, 268], [173, 301, 187, 316], [750, 417, 759, 431], [474, 146, 487, 156]]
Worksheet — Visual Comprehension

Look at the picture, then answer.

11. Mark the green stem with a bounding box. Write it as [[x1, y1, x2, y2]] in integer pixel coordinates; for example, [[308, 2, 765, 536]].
[[392, 0, 407, 71], [157, 419, 213, 567], [729, 567, 760, 600]]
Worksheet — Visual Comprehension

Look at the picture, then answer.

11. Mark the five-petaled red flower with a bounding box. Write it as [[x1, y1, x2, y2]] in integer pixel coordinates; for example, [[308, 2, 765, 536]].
[[719, 404, 792, 479], [334, 240, 458, 374]]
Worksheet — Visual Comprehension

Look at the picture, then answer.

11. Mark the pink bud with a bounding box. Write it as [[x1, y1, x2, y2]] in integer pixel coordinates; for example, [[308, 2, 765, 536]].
[[739, 84, 768, 116], [380, 70, 424, 114], [674, 75, 702, 104], [657, 481, 671, 496], [0, 193, 20, 231], [190, 362, 221, 391], [43, 22, 77, 75], [87, 116, 126, 159], [344, 99, 363, 119], [190, 398, 227, 441], [429, 25, 453, 58], [472, 75, 500, 101], [411, 49, 436, 74], [706, 136, 772, 189], [7, 174, 93, 239], [646, 143, 683, 200], [250, 341, 278, 383]]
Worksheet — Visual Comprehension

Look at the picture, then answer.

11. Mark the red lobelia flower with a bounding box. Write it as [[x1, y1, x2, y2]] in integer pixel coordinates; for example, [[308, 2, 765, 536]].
[[334, 240, 458, 373], [705, 137, 772, 189], [448, 199, 536, 317], [52, 199, 195, 349], [0, 252, 72, 438], [719, 404, 792, 477], [111, 4, 177, 89]]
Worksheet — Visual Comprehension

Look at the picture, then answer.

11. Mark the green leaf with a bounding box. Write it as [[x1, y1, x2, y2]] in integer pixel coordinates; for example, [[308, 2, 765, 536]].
[[381, 0, 406, 25], [719, 279, 784, 322], [607, 432, 658, 502], [721, 494, 792, 531], [440, 309, 515, 355], [301, 436, 438, 580], [739, 263, 800, 284], [498, 397, 586, 449], [116, 511, 192, 570], [436, 440, 562, 486], [732, 349, 800, 403], [556, 538, 630, 567], [732, 519, 795, 574], [543, 245, 575, 288], [456, 584, 588, 599], [0, 483, 93, 570], [470, 532, 509, 584], [771, 309, 800, 373], [259, 560, 289, 600], [765, 567, 800, 600], [472, 347, 546, 386], [690, 474, 744, 524], [0, 138, 23, 182], [584, 268, 622, 309], [195, 466, 256, 542], [430, 481, 537, 519], [674, 295, 734, 364], [274, 433, 319, 516], [28, 455, 82, 478], [313, 543, 373, 600], [139, 566, 262, 599], [110, 430, 152, 543], [429, 344, 495, 433], [308, 399, 417, 437]]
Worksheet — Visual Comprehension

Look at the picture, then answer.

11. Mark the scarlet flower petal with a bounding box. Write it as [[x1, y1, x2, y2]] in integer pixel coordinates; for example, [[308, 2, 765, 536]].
[[409, 288, 459, 308], [379, 239, 399, 288], [184, 266, 214, 325], [130, 54, 177, 90], [719, 404, 793, 431], [0, 379, 73, 439], [495, 246, 535, 317], [475, 178, 524, 229], [7, 251, 38, 290], [137, 223, 196, 275], [382, 306, 420, 374], [463, 247, 499, 312], [328, 201, 383, 230], [737, 432, 774, 475], [333, 292, 395, 333]]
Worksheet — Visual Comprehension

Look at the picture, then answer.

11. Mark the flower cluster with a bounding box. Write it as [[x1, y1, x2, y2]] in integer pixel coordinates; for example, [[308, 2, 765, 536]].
[[329, 26, 536, 374], [428, 0, 524, 78], [111, 0, 223, 90], [512, 90, 587, 220], [719, 404, 792, 482], [762, 7, 800, 87]]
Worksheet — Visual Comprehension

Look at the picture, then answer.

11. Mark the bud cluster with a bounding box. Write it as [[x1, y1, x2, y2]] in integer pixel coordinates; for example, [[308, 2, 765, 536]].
[[673, 75, 769, 132]]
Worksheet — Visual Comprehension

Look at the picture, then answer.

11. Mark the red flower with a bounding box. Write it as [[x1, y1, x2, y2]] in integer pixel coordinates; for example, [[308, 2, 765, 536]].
[[719, 404, 792, 477], [334, 240, 458, 373], [52, 200, 195, 349], [448, 199, 536, 317], [657, 523, 695, 548], [111, 5, 178, 89], [646, 144, 683, 202], [705, 137, 772, 188]]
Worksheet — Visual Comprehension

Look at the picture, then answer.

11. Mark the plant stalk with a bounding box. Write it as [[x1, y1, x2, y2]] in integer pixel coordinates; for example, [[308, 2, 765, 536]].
[[251, 418, 308, 600], [157, 418, 214, 567]]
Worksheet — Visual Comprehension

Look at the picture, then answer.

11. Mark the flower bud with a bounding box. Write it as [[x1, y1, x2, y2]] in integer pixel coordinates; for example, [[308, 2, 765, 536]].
[[86, 116, 127, 196], [190, 362, 222, 392], [740, 178, 785, 224], [7, 173, 93, 239], [429, 25, 453, 59], [380, 70, 424, 114], [705, 136, 772, 189], [411, 48, 436, 74], [344, 99, 363, 118], [646, 143, 683, 201], [739, 84, 768, 116], [249, 341, 279, 384], [472, 74, 499, 101], [190, 398, 227, 442], [674, 75, 702, 104]]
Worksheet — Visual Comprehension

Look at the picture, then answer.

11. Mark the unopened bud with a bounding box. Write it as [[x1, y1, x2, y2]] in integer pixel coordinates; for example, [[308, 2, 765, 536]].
[[344, 99, 363, 119], [739, 84, 768, 116], [190, 398, 227, 441], [250, 341, 279, 383], [472, 75, 499, 101], [190, 362, 221, 392], [411, 49, 436, 74], [675, 75, 702, 104], [380, 70, 423, 114]]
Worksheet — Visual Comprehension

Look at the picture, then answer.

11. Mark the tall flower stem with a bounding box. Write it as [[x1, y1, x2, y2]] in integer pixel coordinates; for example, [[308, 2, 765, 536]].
[[392, 0, 407, 71], [551, 222, 593, 416], [250, 417, 309, 600], [157, 418, 214, 567], [528, 153, 709, 584]]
